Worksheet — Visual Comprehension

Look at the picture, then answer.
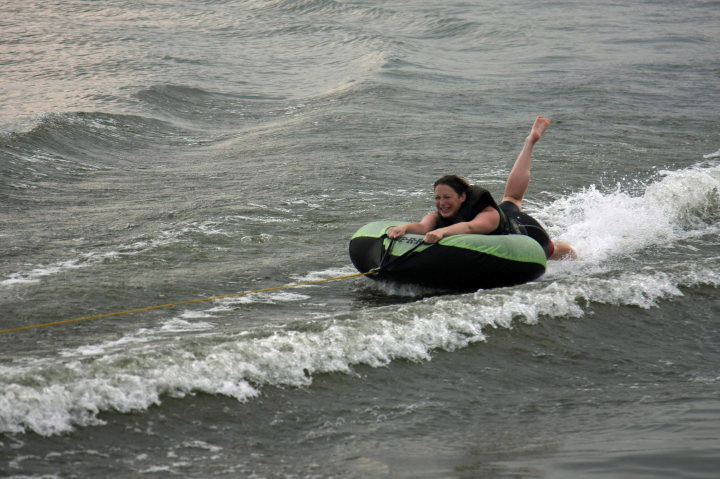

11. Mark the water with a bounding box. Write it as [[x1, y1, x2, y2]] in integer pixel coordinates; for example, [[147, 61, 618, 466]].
[[2, 0, 720, 477]]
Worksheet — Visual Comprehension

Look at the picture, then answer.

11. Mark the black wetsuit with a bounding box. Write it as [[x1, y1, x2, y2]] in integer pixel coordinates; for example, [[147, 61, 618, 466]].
[[435, 185, 554, 258], [498, 201, 554, 258]]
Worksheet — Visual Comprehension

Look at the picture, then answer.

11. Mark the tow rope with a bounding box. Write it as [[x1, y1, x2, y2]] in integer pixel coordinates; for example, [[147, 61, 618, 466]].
[[0, 270, 376, 335], [2, 234, 431, 335]]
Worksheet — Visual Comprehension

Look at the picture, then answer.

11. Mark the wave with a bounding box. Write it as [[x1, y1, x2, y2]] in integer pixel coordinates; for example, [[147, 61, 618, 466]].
[[133, 84, 287, 125], [248, 0, 387, 18], [2, 161, 719, 436], [0, 111, 206, 191], [250, 0, 480, 41], [0, 213, 291, 288], [2, 259, 718, 436], [0, 78, 373, 193]]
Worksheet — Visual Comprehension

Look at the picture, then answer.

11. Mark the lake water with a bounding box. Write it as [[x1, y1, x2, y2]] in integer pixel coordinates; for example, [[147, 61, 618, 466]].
[[2, 1, 720, 477]]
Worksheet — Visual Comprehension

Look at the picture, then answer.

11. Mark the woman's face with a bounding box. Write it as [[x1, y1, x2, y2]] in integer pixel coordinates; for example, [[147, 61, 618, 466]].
[[434, 184, 466, 218]]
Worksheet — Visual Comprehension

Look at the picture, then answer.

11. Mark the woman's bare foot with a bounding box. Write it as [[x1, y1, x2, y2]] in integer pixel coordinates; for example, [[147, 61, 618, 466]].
[[528, 116, 551, 144], [550, 241, 577, 260]]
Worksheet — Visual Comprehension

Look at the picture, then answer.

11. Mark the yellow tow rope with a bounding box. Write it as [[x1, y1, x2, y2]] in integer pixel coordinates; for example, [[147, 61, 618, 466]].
[[0, 271, 375, 335]]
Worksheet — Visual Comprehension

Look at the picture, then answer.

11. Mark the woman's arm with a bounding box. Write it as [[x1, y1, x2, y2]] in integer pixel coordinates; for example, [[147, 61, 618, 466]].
[[422, 206, 500, 243], [386, 213, 437, 239]]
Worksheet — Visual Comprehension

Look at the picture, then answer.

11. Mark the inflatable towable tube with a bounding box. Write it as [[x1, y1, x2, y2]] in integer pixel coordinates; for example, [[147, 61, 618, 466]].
[[349, 220, 547, 291]]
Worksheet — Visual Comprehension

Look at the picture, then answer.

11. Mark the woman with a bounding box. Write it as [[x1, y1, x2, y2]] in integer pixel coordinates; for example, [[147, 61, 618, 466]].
[[387, 116, 576, 260]]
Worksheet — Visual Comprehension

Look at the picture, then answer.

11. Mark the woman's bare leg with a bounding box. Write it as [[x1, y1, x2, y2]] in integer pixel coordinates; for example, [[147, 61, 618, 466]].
[[501, 116, 551, 210], [500, 117, 576, 259]]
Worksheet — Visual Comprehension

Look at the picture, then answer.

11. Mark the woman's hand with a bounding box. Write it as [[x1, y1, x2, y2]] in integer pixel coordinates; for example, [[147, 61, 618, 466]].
[[387, 216, 438, 240], [386, 225, 407, 239], [422, 228, 447, 244]]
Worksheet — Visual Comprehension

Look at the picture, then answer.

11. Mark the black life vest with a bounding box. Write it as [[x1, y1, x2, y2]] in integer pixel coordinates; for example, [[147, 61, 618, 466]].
[[435, 185, 521, 235]]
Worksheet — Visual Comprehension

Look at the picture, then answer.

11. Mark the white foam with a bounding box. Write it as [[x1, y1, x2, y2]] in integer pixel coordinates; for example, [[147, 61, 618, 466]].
[[178, 310, 214, 319], [228, 215, 289, 224], [217, 291, 311, 305], [160, 318, 214, 332], [533, 161, 720, 263], [0, 219, 242, 287], [291, 266, 359, 282], [703, 148, 720, 159], [180, 440, 223, 452], [1, 253, 120, 286]]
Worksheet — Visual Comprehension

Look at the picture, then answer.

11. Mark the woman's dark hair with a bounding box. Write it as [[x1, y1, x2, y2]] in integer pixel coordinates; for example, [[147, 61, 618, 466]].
[[433, 175, 470, 197]]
